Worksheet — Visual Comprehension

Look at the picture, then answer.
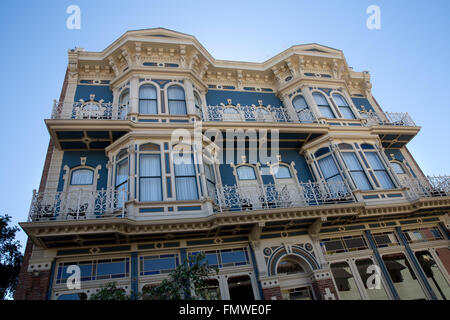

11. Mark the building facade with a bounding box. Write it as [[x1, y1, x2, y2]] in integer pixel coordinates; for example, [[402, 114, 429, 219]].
[[15, 28, 450, 300]]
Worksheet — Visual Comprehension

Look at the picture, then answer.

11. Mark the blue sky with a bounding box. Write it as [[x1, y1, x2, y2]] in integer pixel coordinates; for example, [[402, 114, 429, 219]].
[[0, 0, 449, 250]]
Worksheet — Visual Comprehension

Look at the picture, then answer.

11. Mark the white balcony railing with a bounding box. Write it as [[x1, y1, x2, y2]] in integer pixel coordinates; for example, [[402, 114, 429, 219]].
[[27, 189, 128, 221], [359, 109, 416, 127], [202, 104, 317, 124], [399, 175, 450, 200], [50, 99, 129, 120], [211, 181, 355, 212]]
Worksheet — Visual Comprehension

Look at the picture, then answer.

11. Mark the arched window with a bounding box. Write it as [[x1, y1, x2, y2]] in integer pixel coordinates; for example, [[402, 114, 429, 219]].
[[313, 92, 335, 119], [292, 95, 309, 111], [139, 152, 162, 202], [70, 169, 94, 185], [139, 84, 158, 114], [272, 165, 292, 179], [118, 90, 129, 120], [391, 162, 406, 174], [364, 148, 395, 189], [236, 166, 256, 180], [339, 144, 372, 191], [333, 93, 355, 119], [174, 153, 198, 200], [277, 256, 305, 275], [168, 85, 187, 115]]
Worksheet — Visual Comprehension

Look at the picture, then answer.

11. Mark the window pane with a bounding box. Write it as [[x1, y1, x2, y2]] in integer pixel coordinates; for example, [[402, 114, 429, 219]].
[[273, 166, 292, 179], [375, 171, 395, 189], [365, 152, 385, 170], [339, 106, 355, 119], [116, 159, 128, 186], [71, 169, 94, 185], [313, 93, 328, 106], [140, 177, 162, 201], [169, 100, 187, 115], [318, 155, 339, 179], [140, 154, 161, 177], [392, 162, 405, 174], [382, 253, 426, 300], [355, 259, 389, 300], [139, 100, 157, 114], [415, 251, 450, 300], [331, 262, 362, 300], [139, 85, 157, 99], [174, 156, 196, 176], [292, 95, 308, 111], [167, 86, 185, 100], [237, 166, 256, 180], [175, 177, 199, 200], [333, 94, 348, 106], [319, 106, 336, 119]]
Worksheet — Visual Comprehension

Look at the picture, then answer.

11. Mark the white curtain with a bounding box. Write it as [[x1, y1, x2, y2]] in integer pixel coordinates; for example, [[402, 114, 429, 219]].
[[365, 152, 395, 189], [71, 169, 94, 185], [115, 159, 128, 187], [318, 156, 339, 180], [174, 155, 198, 200], [292, 95, 309, 111], [168, 86, 187, 115], [274, 166, 292, 179], [139, 85, 158, 114], [237, 166, 256, 180], [342, 152, 372, 190], [140, 154, 162, 201], [313, 93, 328, 106]]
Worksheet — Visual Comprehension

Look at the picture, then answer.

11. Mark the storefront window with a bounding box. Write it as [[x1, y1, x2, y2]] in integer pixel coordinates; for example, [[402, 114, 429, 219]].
[[355, 258, 389, 300], [330, 262, 361, 300], [415, 251, 450, 300], [382, 253, 426, 300]]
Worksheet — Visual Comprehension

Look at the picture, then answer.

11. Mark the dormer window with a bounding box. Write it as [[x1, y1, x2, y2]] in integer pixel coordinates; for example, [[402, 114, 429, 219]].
[[168, 85, 187, 115]]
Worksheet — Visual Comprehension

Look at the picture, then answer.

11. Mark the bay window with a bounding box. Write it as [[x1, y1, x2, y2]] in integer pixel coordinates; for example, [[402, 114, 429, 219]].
[[139, 84, 158, 114], [139, 153, 162, 202], [332, 93, 355, 119], [174, 154, 198, 200], [168, 85, 187, 115], [364, 147, 395, 189], [313, 92, 335, 119]]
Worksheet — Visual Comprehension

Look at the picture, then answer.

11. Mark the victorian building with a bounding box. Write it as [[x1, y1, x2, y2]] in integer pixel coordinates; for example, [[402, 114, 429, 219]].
[[16, 28, 450, 300]]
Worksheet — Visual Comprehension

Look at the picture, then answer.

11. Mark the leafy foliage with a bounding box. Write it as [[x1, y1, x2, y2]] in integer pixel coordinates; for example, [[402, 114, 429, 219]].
[[89, 282, 132, 300], [0, 214, 23, 300], [142, 252, 219, 300]]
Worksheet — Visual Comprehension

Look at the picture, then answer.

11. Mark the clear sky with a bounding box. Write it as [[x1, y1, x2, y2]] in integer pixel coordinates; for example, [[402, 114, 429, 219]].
[[0, 0, 449, 251]]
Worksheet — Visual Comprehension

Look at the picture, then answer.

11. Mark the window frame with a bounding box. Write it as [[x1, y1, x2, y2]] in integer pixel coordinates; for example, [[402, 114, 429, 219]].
[[312, 92, 336, 119], [332, 93, 356, 119], [167, 84, 187, 115], [139, 83, 158, 115], [138, 143, 163, 202]]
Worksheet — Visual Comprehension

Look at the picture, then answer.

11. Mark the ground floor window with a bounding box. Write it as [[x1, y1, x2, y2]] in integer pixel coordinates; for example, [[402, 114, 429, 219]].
[[281, 287, 314, 300], [227, 275, 255, 300], [382, 253, 426, 300], [330, 261, 361, 300], [355, 258, 389, 300], [415, 250, 450, 300]]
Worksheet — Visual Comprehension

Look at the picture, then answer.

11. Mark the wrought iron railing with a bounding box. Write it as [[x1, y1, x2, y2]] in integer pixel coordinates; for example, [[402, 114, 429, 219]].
[[27, 189, 128, 221], [211, 181, 355, 212], [50, 100, 129, 120], [399, 175, 450, 200], [359, 110, 416, 127], [202, 104, 317, 123]]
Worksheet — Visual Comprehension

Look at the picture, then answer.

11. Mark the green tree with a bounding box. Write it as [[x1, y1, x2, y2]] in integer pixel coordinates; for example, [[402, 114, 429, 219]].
[[89, 253, 218, 300], [142, 252, 219, 300], [89, 282, 132, 300], [0, 214, 23, 300]]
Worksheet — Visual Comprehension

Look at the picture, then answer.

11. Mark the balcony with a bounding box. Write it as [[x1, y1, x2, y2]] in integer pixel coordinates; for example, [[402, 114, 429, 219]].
[[27, 189, 128, 222], [51, 98, 129, 120], [210, 181, 355, 212], [399, 175, 450, 200], [360, 110, 416, 127], [202, 103, 317, 124]]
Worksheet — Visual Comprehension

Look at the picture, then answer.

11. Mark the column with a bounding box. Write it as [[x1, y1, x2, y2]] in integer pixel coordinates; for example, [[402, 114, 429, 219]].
[[300, 85, 321, 120], [130, 252, 138, 300], [129, 76, 139, 115], [279, 92, 298, 122], [184, 78, 196, 116], [310, 269, 339, 300]]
